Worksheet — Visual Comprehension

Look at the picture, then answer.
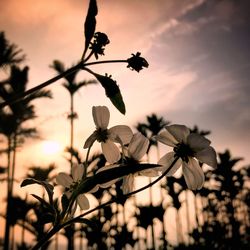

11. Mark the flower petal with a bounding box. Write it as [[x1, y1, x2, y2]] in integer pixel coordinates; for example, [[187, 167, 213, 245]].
[[128, 133, 149, 161], [158, 152, 182, 176], [187, 133, 211, 152], [65, 190, 72, 199], [72, 164, 84, 182], [155, 130, 178, 147], [194, 146, 217, 168], [83, 131, 97, 148], [77, 194, 90, 210], [101, 140, 121, 163], [183, 158, 205, 190], [92, 106, 110, 129], [165, 124, 190, 144], [56, 173, 73, 188], [122, 174, 134, 194], [108, 125, 133, 144]]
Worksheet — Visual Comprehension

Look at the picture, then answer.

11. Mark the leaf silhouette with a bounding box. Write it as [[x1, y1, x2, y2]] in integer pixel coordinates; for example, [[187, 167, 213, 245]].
[[93, 73, 126, 114], [21, 178, 54, 205], [77, 163, 160, 195], [83, 0, 98, 59]]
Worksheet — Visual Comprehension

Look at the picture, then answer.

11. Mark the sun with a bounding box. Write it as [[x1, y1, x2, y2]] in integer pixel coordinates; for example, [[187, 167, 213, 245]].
[[42, 140, 62, 155]]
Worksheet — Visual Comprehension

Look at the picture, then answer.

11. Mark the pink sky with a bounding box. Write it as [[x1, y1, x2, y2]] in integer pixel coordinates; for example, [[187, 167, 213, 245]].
[[1, 0, 250, 245], [1, 0, 249, 166]]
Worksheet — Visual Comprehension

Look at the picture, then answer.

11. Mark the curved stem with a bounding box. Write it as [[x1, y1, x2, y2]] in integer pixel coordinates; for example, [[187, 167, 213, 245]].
[[0, 59, 128, 109], [31, 225, 61, 250], [31, 156, 179, 249], [64, 156, 179, 226]]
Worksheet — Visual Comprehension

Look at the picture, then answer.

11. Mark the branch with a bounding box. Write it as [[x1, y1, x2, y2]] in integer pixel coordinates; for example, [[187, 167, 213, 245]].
[[0, 63, 81, 109], [66, 156, 179, 226], [31, 156, 179, 249]]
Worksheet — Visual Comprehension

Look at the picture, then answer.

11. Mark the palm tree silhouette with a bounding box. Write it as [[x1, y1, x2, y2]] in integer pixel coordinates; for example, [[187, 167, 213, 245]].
[[135, 113, 169, 249], [50, 60, 97, 169], [0, 64, 52, 250], [23, 164, 57, 250], [0, 32, 25, 68], [27, 164, 56, 182], [189, 149, 250, 249], [4, 195, 34, 250], [51, 59, 96, 250]]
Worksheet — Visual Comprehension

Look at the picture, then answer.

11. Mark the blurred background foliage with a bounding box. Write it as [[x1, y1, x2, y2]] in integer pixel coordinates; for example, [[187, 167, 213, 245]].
[[0, 30, 249, 250]]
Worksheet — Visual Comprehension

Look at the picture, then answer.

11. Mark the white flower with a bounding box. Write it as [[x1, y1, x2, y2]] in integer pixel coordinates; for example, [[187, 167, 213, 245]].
[[155, 124, 217, 190], [122, 132, 157, 194], [56, 164, 90, 210], [87, 133, 158, 194], [84, 106, 133, 164]]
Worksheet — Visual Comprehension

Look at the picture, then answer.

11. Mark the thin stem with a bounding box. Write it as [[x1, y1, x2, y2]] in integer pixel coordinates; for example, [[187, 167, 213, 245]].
[[84, 59, 127, 67], [84, 146, 92, 177], [0, 59, 128, 109], [70, 94, 74, 169], [83, 51, 94, 63], [0, 63, 81, 109], [31, 156, 179, 250], [64, 156, 179, 226], [31, 225, 61, 250]]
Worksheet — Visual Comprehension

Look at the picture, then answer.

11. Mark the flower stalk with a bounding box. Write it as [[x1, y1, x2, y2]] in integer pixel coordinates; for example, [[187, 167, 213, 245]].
[[31, 156, 179, 250], [0, 59, 138, 109]]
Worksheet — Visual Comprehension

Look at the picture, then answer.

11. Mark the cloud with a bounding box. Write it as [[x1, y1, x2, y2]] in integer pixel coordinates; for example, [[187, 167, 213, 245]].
[[144, 0, 250, 162], [1, 0, 249, 162]]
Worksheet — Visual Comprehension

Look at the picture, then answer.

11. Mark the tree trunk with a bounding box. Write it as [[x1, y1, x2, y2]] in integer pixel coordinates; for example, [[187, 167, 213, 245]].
[[70, 94, 74, 168], [185, 191, 191, 245], [4, 136, 13, 250], [149, 178, 156, 250], [160, 180, 168, 249]]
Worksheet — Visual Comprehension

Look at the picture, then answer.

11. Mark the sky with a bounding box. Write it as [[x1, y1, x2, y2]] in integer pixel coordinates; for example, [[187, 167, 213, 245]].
[[0, 0, 249, 182], [1, 0, 249, 167], [1, 0, 250, 246]]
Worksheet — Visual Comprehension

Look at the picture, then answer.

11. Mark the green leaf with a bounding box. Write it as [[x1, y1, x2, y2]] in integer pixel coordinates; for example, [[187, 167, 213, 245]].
[[93, 73, 126, 114], [21, 178, 54, 206], [83, 0, 98, 58]]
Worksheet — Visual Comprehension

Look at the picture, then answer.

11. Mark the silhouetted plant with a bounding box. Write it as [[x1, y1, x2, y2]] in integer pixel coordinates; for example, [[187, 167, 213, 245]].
[[0, 31, 25, 69], [0, 58, 52, 250], [1, 1, 236, 250]]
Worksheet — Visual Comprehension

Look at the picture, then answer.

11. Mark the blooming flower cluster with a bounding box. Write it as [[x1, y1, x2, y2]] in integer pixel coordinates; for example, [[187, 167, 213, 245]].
[[84, 106, 133, 163], [56, 164, 89, 210], [56, 106, 217, 212], [155, 124, 217, 190]]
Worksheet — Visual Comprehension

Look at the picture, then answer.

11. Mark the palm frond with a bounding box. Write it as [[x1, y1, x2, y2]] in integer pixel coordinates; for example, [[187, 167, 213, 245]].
[[0, 32, 25, 68], [50, 60, 65, 74]]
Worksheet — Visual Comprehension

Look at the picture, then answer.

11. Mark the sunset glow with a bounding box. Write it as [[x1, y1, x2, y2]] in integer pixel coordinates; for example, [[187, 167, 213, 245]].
[[42, 140, 62, 155], [1, 0, 249, 249]]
